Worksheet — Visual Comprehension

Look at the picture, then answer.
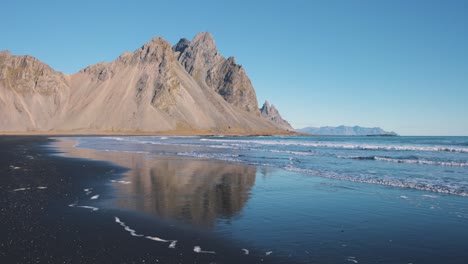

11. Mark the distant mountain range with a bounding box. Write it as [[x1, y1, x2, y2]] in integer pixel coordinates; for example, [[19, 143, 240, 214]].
[[297, 126, 398, 136]]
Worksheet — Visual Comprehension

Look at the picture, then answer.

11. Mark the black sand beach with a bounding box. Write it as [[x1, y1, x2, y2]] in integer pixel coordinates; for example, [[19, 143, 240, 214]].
[[0, 136, 284, 264]]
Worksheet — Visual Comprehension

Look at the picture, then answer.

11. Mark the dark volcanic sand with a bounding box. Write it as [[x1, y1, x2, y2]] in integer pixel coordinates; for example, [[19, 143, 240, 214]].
[[0, 136, 282, 264]]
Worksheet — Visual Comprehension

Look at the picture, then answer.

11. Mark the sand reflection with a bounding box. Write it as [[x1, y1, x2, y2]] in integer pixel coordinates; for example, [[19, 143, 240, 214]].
[[54, 138, 256, 227]]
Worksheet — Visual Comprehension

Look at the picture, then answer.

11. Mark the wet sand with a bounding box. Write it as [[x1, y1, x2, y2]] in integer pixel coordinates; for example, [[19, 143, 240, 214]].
[[0, 136, 288, 263]]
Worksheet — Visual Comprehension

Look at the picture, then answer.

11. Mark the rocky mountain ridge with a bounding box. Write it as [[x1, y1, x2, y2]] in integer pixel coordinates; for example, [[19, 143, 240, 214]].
[[0, 33, 292, 134]]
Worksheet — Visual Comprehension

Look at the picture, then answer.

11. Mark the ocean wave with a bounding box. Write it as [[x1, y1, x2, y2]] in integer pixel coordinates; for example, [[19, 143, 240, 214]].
[[176, 152, 242, 162], [374, 157, 468, 167], [106, 137, 468, 153], [339, 155, 468, 167], [283, 165, 468, 196], [200, 139, 468, 153]]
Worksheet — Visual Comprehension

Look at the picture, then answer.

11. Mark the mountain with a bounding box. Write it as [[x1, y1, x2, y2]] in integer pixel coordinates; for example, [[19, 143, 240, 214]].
[[260, 101, 293, 131], [297, 126, 397, 136], [0, 33, 291, 135]]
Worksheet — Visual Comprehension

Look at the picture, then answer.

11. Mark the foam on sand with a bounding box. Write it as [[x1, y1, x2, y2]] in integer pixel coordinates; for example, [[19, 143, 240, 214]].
[[194, 246, 216, 254], [114, 217, 176, 246], [84, 188, 93, 195], [68, 202, 98, 211], [110, 180, 132, 184], [146, 236, 169, 242], [13, 186, 48, 191], [13, 187, 30, 191], [114, 217, 143, 237], [168, 240, 177, 248], [77, 205, 99, 211]]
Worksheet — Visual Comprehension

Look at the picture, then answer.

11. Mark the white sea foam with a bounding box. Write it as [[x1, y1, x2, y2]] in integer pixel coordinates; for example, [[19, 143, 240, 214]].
[[265, 251, 273, 256], [242, 249, 249, 255], [115, 217, 143, 237], [12, 186, 47, 192], [374, 157, 468, 167], [111, 180, 131, 184], [115, 217, 176, 244], [106, 137, 127, 141], [168, 240, 177, 249], [69, 201, 97, 211], [422, 195, 438, 199], [176, 152, 242, 163], [284, 165, 468, 197], [194, 246, 215, 254], [339, 155, 468, 167], [90, 195, 99, 200], [146, 236, 169, 242], [76, 205, 99, 211], [200, 138, 468, 153], [13, 188, 30, 192]]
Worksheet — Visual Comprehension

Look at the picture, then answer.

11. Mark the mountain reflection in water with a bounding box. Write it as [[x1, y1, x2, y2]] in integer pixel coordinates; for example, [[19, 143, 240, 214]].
[[54, 139, 256, 228]]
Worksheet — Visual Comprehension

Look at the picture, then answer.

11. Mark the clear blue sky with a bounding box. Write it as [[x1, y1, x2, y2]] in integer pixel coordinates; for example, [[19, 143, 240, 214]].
[[2, 0, 467, 135]]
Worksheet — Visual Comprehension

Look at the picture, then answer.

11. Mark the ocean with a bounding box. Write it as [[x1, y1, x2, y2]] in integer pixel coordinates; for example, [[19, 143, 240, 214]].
[[67, 135, 468, 263]]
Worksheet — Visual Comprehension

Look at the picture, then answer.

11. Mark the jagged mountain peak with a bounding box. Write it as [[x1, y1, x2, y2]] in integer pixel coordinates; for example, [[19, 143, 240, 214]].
[[260, 100, 293, 131], [173, 38, 191, 53], [192, 32, 216, 50], [134, 36, 174, 64], [175, 32, 260, 114], [0, 52, 68, 93], [80, 36, 175, 80], [260, 100, 271, 113], [0, 50, 12, 57], [143, 36, 172, 49]]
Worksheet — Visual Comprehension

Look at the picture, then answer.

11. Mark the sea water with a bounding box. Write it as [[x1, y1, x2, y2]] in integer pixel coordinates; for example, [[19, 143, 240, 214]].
[[70, 136, 468, 263]]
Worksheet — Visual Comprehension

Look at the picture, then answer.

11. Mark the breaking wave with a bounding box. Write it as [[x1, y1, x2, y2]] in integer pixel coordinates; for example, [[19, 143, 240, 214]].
[[339, 156, 468, 167], [283, 165, 468, 197], [200, 139, 468, 153]]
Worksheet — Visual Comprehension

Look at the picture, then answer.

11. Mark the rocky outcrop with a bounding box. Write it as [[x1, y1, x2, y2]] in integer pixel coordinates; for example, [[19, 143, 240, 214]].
[[0, 51, 69, 95], [174, 32, 259, 113], [0, 33, 293, 134], [260, 101, 293, 131], [0, 51, 70, 131]]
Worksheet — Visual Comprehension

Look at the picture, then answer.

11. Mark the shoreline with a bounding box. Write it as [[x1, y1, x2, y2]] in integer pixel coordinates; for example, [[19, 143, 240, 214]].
[[0, 136, 292, 264], [0, 129, 300, 137]]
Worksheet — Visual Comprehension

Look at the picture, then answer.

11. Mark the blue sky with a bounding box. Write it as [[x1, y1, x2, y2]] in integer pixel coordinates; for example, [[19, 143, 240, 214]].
[[2, 0, 467, 135]]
